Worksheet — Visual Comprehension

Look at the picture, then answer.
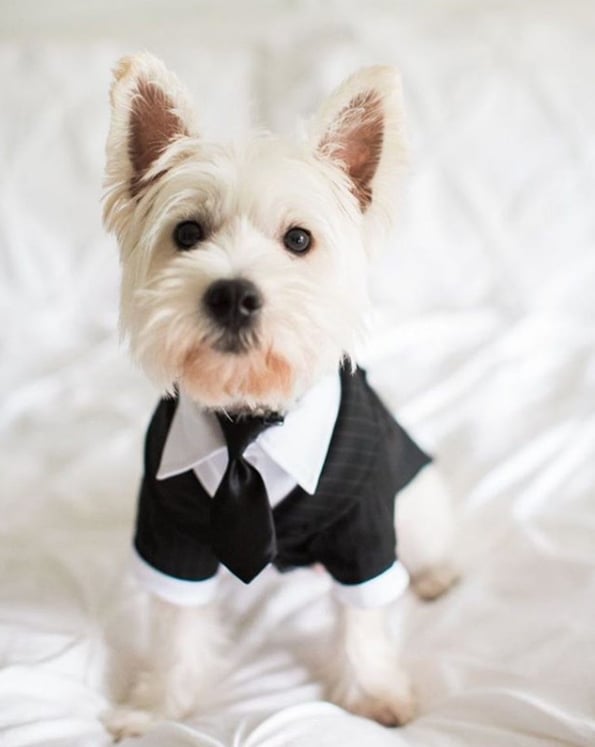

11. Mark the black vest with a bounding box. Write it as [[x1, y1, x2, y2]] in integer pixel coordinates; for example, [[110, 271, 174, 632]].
[[134, 367, 431, 587]]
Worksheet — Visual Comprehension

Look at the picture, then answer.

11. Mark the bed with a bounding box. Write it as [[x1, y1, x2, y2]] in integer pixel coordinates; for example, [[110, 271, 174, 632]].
[[1, 1, 594, 745]]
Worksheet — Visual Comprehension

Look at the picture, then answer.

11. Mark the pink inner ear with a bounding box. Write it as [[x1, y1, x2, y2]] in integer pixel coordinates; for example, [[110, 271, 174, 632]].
[[129, 80, 187, 194], [325, 91, 384, 211]]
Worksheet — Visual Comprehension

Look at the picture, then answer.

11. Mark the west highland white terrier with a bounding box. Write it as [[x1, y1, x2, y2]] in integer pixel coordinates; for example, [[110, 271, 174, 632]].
[[102, 52, 457, 740]]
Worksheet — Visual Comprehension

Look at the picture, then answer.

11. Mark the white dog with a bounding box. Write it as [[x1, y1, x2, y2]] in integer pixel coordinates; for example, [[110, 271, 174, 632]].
[[102, 53, 457, 740]]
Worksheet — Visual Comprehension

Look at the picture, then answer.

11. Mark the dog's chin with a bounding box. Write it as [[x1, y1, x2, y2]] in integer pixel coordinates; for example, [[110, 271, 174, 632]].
[[179, 340, 297, 412]]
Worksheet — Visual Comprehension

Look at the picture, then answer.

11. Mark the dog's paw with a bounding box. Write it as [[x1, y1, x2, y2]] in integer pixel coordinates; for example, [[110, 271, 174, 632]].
[[101, 707, 158, 742], [346, 689, 416, 727], [327, 669, 415, 727], [411, 563, 459, 601]]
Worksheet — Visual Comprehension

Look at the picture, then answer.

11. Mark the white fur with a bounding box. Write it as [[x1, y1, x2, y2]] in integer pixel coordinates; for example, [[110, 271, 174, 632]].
[[103, 598, 224, 740], [324, 605, 415, 727], [397, 465, 456, 579], [102, 53, 457, 739], [103, 55, 406, 411], [115, 138, 370, 409]]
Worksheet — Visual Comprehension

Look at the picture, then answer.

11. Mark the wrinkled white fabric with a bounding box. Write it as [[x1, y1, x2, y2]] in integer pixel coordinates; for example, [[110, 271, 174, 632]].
[[1, 1, 594, 746]]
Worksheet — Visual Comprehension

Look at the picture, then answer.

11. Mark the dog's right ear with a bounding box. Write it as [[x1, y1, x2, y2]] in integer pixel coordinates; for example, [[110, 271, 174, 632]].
[[104, 53, 198, 229]]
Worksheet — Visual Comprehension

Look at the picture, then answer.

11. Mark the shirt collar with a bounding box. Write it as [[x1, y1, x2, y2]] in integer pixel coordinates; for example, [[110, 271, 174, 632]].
[[156, 372, 341, 495]]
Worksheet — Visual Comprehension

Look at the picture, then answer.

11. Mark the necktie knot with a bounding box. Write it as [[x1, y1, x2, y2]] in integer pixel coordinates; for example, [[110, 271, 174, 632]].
[[216, 410, 284, 458]]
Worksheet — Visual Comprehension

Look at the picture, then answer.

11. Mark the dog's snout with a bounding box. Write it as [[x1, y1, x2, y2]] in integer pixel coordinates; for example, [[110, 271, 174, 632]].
[[203, 279, 263, 329]]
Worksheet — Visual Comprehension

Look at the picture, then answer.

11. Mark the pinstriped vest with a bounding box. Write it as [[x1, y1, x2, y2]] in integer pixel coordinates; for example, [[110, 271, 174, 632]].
[[134, 367, 432, 587]]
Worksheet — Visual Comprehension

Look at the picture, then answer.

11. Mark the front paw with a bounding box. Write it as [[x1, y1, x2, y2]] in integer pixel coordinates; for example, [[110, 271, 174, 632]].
[[411, 563, 459, 601], [327, 672, 415, 726], [101, 706, 158, 742], [342, 689, 416, 727], [102, 667, 195, 741]]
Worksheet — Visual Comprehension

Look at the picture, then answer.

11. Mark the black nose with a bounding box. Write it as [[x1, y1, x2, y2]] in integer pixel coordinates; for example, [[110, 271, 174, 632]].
[[203, 278, 263, 329]]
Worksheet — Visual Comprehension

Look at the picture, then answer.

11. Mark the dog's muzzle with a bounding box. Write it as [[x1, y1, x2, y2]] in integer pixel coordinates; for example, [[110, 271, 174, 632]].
[[203, 278, 262, 352]]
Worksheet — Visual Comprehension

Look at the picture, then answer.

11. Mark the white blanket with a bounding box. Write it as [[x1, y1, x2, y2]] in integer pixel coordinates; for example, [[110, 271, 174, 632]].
[[1, 2, 594, 745]]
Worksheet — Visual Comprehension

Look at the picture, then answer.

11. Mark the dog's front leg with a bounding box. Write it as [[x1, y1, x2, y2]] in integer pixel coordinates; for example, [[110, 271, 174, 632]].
[[105, 596, 223, 741], [396, 465, 459, 600], [324, 603, 414, 726]]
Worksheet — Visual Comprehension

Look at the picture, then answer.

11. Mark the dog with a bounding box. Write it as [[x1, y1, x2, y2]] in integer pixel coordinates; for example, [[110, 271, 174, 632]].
[[102, 53, 457, 740]]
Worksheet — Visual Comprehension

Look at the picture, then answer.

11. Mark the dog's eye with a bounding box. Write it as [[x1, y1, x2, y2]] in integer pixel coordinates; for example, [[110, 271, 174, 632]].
[[173, 220, 204, 250], [283, 227, 312, 255]]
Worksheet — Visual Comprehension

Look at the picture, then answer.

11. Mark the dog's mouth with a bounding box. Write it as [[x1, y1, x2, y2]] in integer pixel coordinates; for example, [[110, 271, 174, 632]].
[[180, 339, 294, 410], [211, 327, 260, 355]]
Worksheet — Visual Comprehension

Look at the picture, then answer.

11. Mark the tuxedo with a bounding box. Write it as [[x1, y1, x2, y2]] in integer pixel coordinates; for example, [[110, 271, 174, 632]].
[[133, 367, 431, 607]]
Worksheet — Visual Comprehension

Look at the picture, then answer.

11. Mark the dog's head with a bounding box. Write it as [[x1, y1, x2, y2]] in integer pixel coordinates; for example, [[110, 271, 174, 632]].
[[104, 53, 406, 411]]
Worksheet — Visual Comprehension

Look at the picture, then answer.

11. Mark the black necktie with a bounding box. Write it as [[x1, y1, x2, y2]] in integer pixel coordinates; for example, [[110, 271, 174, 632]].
[[210, 411, 283, 583]]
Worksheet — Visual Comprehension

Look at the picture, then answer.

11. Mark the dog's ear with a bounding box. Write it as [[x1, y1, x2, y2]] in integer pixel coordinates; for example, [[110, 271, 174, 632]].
[[104, 53, 198, 224], [311, 66, 406, 227]]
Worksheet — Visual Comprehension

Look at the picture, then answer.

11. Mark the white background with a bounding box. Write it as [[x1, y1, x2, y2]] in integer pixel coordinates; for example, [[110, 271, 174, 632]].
[[1, 1, 594, 745]]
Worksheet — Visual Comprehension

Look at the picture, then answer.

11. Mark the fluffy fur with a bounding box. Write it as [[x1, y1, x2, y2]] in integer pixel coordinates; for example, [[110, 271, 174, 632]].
[[102, 53, 456, 739], [103, 53, 405, 410]]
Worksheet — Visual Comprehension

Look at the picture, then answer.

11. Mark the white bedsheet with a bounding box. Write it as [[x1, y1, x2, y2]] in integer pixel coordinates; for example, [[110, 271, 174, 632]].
[[1, 1, 594, 745]]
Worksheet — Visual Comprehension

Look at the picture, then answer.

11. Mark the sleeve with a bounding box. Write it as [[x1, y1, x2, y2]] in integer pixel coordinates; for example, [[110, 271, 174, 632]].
[[314, 494, 396, 586], [134, 473, 219, 579], [133, 472, 221, 605], [312, 491, 409, 608], [131, 399, 221, 606]]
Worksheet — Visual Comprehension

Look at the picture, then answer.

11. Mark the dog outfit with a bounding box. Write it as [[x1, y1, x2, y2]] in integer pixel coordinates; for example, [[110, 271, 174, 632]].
[[133, 367, 431, 607]]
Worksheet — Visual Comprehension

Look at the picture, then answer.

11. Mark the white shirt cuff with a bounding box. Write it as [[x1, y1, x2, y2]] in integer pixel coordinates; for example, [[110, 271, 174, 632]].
[[131, 550, 220, 607], [332, 561, 410, 608]]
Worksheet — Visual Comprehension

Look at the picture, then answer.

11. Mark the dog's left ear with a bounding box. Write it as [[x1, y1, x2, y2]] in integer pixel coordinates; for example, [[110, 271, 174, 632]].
[[311, 66, 406, 232]]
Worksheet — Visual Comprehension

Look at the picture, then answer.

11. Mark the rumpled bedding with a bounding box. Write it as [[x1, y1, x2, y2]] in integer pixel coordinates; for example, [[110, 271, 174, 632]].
[[1, 1, 594, 745]]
